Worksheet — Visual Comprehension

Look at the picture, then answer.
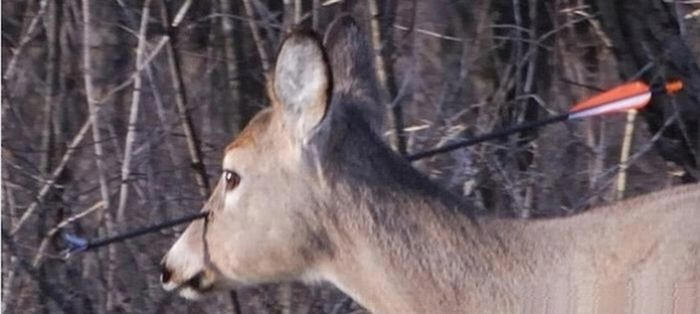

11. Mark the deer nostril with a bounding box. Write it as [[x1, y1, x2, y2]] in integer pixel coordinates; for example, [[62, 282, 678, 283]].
[[160, 263, 172, 283], [185, 272, 204, 289]]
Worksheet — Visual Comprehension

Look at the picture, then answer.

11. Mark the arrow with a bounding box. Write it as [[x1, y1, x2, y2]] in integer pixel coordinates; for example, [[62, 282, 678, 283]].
[[407, 79, 684, 161], [58, 80, 685, 253]]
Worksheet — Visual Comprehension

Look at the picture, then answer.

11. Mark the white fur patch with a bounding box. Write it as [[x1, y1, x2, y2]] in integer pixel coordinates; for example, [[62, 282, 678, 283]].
[[162, 280, 178, 292], [179, 287, 203, 300], [300, 269, 325, 284]]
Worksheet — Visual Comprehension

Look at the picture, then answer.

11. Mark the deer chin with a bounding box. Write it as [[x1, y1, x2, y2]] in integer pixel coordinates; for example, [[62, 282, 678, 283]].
[[162, 268, 224, 299], [176, 280, 218, 300], [178, 287, 205, 300]]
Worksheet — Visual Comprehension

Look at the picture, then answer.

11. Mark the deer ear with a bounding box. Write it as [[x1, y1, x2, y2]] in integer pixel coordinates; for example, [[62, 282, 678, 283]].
[[323, 15, 382, 133], [323, 15, 374, 94], [273, 33, 330, 140]]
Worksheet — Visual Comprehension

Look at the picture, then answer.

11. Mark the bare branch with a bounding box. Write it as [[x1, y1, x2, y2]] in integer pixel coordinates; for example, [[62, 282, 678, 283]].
[[368, 0, 405, 154], [39, 0, 62, 176], [616, 110, 638, 200], [242, 0, 272, 73], [2, 181, 19, 313], [392, 24, 463, 42], [159, 0, 210, 197], [220, 0, 243, 132], [116, 0, 152, 223], [81, 2, 119, 311], [10, 114, 93, 236], [3, 0, 49, 81], [294, 0, 302, 23], [114, 0, 184, 182], [82, 0, 111, 209], [312, 0, 320, 30], [170, 0, 193, 27], [94, 35, 170, 105]]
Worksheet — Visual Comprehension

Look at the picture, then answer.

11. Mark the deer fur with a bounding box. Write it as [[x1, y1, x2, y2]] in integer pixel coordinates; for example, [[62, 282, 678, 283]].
[[161, 16, 700, 313]]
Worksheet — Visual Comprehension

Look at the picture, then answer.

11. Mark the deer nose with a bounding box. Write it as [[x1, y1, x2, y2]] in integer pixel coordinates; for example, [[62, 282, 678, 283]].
[[160, 262, 172, 284], [183, 271, 213, 292], [185, 272, 204, 289]]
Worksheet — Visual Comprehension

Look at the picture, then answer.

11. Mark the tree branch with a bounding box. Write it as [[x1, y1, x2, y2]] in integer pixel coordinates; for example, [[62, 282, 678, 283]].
[[368, 0, 405, 155], [159, 0, 210, 197], [116, 0, 152, 223], [242, 0, 272, 73], [3, 0, 49, 81]]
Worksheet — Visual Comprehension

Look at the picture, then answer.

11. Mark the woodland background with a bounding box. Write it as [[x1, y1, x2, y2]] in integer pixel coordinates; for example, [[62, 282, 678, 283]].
[[2, 0, 699, 313]]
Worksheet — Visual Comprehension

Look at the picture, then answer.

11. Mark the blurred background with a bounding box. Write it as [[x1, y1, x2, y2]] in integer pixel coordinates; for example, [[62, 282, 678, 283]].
[[2, 0, 699, 313]]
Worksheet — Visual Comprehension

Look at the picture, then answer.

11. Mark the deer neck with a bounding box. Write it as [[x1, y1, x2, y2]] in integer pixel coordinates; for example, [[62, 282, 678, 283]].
[[307, 115, 500, 312], [314, 176, 494, 313]]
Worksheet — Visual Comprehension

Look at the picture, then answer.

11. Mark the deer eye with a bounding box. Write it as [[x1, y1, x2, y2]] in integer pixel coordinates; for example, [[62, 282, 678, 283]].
[[224, 170, 240, 190]]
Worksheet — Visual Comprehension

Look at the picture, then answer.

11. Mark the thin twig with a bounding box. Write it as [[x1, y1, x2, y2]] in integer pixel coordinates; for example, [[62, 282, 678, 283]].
[[171, 0, 193, 27], [81, 2, 118, 311], [242, 0, 272, 73], [3, 0, 49, 81], [368, 0, 405, 155], [312, 0, 320, 30], [86, 0, 192, 106], [159, 0, 210, 197], [616, 110, 638, 200], [10, 114, 94, 236], [113, 0, 185, 182], [82, 1, 111, 210], [117, 0, 152, 223], [294, 0, 302, 23], [1, 180, 19, 313], [183, 13, 283, 30], [392, 24, 463, 42], [220, 0, 243, 132], [39, 0, 62, 176], [94, 36, 170, 105]]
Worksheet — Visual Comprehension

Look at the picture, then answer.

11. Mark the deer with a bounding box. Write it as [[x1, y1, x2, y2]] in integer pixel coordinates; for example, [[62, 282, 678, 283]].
[[161, 16, 700, 313]]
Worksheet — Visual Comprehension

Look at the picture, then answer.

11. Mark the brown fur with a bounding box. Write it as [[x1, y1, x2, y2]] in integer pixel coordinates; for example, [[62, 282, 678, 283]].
[[225, 109, 272, 151]]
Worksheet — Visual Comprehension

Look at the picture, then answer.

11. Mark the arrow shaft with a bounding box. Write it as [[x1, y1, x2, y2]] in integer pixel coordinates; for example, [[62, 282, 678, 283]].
[[407, 112, 569, 161], [83, 212, 207, 251]]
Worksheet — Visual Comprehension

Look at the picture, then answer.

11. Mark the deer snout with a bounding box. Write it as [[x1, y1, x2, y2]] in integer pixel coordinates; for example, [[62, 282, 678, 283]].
[[161, 259, 214, 299], [160, 259, 183, 292], [160, 250, 208, 292], [160, 262, 172, 284]]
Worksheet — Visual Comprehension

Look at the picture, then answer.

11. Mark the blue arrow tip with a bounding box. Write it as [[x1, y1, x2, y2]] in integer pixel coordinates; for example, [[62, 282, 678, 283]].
[[63, 233, 88, 253]]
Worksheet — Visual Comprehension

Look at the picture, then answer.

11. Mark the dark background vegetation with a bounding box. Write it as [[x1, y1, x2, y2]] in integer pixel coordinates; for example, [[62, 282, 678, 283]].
[[2, 0, 699, 313]]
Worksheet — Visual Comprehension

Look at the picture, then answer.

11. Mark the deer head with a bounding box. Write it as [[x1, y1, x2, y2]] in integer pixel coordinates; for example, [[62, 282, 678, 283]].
[[160, 17, 382, 299]]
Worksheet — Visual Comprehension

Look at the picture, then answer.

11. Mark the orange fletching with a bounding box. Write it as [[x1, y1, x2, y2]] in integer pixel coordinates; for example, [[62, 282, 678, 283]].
[[570, 81, 650, 113], [664, 79, 684, 95]]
